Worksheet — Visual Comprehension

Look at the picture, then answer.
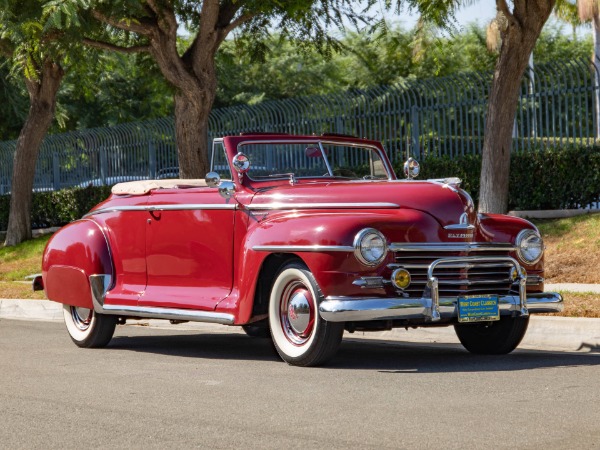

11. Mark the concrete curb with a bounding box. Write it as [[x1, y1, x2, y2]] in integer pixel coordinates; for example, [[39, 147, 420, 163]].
[[546, 283, 600, 293], [2, 299, 599, 353], [0, 299, 64, 322], [508, 209, 600, 219]]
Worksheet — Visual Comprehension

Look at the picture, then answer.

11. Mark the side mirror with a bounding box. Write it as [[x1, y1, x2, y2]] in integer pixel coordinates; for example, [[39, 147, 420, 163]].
[[218, 181, 235, 199], [232, 153, 250, 173], [206, 171, 234, 199], [403, 157, 420, 180], [205, 172, 221, 188]]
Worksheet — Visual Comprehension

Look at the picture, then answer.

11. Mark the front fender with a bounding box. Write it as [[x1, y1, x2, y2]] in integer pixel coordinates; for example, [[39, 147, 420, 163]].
[[229, 209, 442, 323], [42, 219, 113, 309]]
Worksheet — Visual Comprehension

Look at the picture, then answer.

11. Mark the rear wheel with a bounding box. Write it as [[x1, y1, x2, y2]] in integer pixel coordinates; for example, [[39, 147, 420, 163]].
[[454, 316, 529, 355], [63, 304, 117, 348], [268, 261, 344, 366]]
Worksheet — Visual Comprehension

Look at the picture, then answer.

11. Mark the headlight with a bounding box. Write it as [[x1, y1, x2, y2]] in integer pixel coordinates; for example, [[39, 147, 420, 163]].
[[354, 228, 388, 266], [516, 229, 544, 264]]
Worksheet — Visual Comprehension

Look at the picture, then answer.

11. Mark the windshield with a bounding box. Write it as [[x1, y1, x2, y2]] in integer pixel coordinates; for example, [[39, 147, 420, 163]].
[[237, 141, 390, 181]]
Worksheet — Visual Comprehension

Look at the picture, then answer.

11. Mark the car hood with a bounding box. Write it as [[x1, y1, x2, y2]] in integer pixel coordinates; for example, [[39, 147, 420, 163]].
[[249, 180, 475, 229]]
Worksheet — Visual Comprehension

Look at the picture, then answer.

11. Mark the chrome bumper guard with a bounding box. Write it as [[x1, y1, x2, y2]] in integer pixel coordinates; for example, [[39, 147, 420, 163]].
[[319, 256, 563, 323]]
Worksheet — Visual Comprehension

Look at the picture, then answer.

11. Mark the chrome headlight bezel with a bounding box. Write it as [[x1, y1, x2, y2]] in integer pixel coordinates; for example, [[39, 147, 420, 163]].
[[353, 228, 388, 266], [515, 229, 544, 265]]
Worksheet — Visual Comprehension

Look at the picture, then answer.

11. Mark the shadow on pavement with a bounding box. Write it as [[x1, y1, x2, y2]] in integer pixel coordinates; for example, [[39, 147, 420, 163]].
[[109, 327, 600, 372]]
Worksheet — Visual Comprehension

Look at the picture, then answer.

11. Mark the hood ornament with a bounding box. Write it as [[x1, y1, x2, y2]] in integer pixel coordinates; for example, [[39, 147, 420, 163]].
[[444, 212, 476, 231]]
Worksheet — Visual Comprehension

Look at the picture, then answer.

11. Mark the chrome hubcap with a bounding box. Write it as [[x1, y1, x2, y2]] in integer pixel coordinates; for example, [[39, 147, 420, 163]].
[[280, 281, 315, 345], [71, 307, 93, 331]]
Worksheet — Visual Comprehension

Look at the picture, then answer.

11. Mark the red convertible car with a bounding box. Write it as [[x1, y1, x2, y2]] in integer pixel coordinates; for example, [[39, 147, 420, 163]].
[[37, 133, 563, 366]]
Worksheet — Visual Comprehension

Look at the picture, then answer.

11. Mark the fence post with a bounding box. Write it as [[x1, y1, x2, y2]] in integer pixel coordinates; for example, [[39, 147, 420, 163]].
[[410, 105, 420, 159], [52, 153, 60, 190], [148, 141, 157, 179], [100, 146, 108, 185], [335, 117, 344, 134]]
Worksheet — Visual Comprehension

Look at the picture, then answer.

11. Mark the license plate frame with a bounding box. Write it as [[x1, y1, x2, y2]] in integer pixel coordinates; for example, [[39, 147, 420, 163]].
[[457, 295, 500, 323]]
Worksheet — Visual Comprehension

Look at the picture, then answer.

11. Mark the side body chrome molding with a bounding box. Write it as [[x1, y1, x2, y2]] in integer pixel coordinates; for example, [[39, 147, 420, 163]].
[[89, 275, 235, 325], [254, 242, 516, 253], [84, 204, 237, 218], [253, 245, 354, 252]]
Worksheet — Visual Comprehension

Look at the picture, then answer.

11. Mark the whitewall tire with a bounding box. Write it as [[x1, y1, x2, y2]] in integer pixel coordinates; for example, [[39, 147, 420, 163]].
[[268, 261, 344, 366], [63, 304, 117, 348]]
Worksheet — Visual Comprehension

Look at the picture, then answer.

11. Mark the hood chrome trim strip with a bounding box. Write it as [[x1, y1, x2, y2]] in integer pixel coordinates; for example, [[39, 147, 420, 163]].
[[246, 202, 399, 210]]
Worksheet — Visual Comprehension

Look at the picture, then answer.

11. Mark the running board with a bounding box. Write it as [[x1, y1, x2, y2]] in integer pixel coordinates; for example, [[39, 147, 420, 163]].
[[89, 274, 235, 325]]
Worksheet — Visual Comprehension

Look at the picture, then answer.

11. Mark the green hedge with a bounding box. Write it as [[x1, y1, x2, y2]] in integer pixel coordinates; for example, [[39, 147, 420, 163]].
[[1, 144, 599, 231], [393, 144, 600, 210], [0, 186, 112, 230]]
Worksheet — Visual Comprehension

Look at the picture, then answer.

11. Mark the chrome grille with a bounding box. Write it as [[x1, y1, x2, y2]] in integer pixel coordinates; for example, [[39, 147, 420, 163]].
[[390, 248, 518, 298]]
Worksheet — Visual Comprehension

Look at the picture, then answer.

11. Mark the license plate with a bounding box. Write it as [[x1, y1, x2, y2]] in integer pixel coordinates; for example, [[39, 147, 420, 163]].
[[457, 295, 500, 323]]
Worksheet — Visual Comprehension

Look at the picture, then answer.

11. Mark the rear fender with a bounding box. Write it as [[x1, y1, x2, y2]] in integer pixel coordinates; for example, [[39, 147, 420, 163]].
[[42, 219, 113, 309]]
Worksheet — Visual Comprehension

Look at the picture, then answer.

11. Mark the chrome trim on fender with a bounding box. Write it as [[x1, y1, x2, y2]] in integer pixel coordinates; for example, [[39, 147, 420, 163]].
[[389, 242, 516, 252], [80, 219, 115, 281], [318, 292, 563, 322], [89, 274, 234, 325], [83, 203, 237, 218], [246, 202, 399, 211], [252, 245, 354, 252]]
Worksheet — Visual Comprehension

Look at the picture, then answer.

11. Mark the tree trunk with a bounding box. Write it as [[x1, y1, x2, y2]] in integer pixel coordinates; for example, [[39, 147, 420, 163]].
[[593, 11, 600, 139], [174, 89, 213, 179], [478, 1, 555, 214], [4, 61, 63, 246], [147, 31, 218, 179]]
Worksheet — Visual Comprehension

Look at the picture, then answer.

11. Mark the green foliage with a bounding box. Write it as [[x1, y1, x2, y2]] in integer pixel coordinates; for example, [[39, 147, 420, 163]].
[[214, 22, 590, 108], [57, 52, 173, 131], [0, 186, 111, 230], [0, 233, 51, 264], [392, 144, 600, 211]]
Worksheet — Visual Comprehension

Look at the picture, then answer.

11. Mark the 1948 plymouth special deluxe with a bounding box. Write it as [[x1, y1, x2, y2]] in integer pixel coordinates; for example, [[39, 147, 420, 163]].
[[36, 133, 563, 366]]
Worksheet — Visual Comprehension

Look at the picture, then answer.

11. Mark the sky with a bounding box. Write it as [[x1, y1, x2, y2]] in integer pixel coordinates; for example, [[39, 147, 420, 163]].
[[392, 0, 497, 30]]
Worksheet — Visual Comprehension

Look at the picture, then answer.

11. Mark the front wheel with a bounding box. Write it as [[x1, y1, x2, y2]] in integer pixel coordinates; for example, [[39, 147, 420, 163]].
[[63, 304, 117, 348], [454, 316, 529, 355], [268, 261, 344, 366]]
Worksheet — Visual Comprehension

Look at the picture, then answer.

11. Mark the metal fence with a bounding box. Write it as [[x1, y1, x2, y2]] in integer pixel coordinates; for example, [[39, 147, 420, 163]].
[[0, 56, 599, 194]]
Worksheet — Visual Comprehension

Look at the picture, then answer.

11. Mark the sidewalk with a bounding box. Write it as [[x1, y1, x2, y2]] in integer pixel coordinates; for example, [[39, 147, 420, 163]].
[[2, 297, 599, 353]]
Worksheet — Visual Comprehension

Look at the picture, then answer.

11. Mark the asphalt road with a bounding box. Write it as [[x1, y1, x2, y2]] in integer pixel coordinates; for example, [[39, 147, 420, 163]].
[[2, 319, 600, 449]]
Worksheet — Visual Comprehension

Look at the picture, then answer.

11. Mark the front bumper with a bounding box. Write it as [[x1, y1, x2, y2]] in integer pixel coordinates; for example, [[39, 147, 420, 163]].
[[319, 254, 562, 323], [318, 292, 563, 323]]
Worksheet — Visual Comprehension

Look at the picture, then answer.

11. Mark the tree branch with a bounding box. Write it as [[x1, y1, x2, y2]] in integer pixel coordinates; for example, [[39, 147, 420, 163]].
[[221, 12, 257, 37], [497, 0, 520, 29], [91, 10, 155, 36], [83, 38, 150, 54], [145, 0, 178, 33], [199, 0, 221, 43]]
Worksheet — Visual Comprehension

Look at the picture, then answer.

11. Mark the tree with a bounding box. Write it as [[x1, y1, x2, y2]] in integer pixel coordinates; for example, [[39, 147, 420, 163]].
[[478, 1, 556, 213], [407, 0, 556, 213], [70, 0, 371, 179], [1, 2, 66, 246]]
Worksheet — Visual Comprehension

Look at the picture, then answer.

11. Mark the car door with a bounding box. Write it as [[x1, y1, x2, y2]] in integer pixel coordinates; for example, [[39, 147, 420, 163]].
[[139, 187, 236, 311]]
